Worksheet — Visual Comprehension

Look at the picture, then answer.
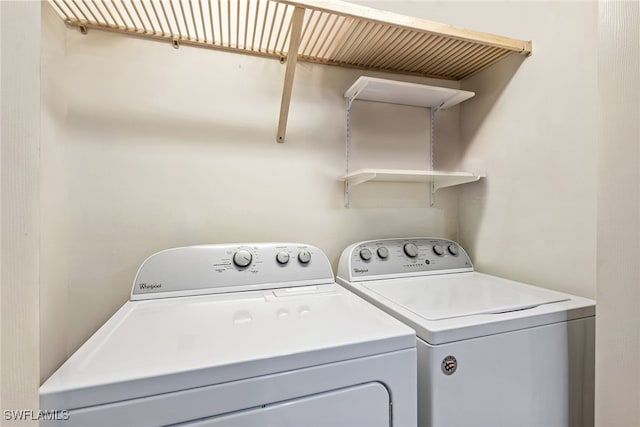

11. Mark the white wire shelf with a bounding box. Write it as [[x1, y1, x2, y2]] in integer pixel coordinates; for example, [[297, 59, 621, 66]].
[[339, 169, 483, 191]]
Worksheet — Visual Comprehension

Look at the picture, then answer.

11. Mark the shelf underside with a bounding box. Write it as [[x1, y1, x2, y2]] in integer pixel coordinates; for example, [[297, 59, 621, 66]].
[[49, 0, 532, 81], [340, 169, 483, 191], [345, 76, 475, 109]]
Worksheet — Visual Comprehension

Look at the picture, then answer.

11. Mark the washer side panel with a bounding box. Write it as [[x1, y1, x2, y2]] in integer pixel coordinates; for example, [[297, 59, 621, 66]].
[[418, 317, 594, 427]]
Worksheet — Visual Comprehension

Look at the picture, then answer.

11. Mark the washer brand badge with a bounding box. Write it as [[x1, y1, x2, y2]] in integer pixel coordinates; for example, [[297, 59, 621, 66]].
[[354, 268, 369, 273], [139, 282, 161, 290], [441, 355, 457, 375]]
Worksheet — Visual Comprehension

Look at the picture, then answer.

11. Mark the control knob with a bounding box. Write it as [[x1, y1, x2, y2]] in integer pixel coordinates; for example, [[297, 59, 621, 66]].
[[433, 245, 445, 256], [359, 248, 372, 261], [233, 249, 253, 268], [276, 251, 290, 264], [298, 249, 311, 264], [377, 247, 389, 259], [448, 244, 459, 256], [403, 243, 419, 257]]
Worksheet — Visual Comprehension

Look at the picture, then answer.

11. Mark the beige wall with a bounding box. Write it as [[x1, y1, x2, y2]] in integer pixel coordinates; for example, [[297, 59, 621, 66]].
[[1, 1, 40, 425], [447, 0, 598, 300], [596, 0, 640, 424], [40, 2, 71, 391], [39, 4, 462, 381]]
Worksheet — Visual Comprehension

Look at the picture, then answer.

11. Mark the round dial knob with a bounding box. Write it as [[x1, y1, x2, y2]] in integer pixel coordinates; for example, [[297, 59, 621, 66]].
[[276, 251, 290, 264], [433, 244, 445, 256], [448, 244, 459, 256], [359, 248, 372, 261], [403, 243, 419, 257], [233, 249, 253, 268], [377, 247, 389, 259], [297, 249, 311, 264]]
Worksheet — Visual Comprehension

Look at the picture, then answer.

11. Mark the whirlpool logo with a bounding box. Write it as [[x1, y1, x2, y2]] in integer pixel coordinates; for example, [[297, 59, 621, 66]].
[[354, 268, 369, 273], [441, 355, 457, 375], [139, 283, 161, 290]]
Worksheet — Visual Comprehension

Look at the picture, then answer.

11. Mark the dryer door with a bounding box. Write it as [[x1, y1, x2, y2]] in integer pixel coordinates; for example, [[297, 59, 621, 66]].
[[175, 382, 390, 427]]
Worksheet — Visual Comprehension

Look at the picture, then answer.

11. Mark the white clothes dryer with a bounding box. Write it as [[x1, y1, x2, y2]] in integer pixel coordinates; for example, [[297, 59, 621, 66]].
[[337, 238, 595, 427], [40, 243, 417, 427]]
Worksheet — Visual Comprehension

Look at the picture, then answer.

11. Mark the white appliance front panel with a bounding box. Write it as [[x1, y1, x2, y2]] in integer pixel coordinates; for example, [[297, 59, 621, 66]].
[[178, 382, 389, 427], [40, 284, 415, 410], [418, 317, 595, 427], [364, 272, 569, 320], [42, 349, 416, 427]]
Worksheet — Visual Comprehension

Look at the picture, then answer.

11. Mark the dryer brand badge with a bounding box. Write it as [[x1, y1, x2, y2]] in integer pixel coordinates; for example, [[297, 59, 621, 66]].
[[139, 283, 161, 290], [441, 355, 457, 375]]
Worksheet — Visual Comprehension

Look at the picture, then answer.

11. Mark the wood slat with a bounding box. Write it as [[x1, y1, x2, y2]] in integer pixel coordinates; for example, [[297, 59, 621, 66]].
[[354, 25, 399, 66], [350, 22, 383, 65], [320, 15, 352, 59]]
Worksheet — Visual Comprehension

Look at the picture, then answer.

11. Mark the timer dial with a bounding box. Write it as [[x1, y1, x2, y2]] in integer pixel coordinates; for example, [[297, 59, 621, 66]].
[[448, 244, 459, 256], [403, 243, 419, 257], [233, 250, 253, 268]]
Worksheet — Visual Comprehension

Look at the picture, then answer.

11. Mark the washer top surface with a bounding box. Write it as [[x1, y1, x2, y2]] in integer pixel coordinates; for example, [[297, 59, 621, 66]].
[[337, 238, 596, 344], [40, 243, 415, 411], [363, 272, 568, 321]]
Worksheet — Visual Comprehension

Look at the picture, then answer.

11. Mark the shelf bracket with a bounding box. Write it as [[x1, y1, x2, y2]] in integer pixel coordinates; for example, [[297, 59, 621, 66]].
[[345, 99, 352, 207], [348, 173, 377, 187], [276, 6, 305, 143], [346, 90, 360, 110], [430, 106, 438, 207]]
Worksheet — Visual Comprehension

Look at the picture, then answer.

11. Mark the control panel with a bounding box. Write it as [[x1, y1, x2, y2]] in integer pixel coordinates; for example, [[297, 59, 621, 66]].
[[337, 238, 473, 282], [131, 243, 334, 300]]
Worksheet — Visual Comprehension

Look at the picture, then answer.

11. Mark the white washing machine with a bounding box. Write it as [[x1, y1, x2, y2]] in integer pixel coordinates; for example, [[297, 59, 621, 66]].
[[40, 243, 417, 427], [337, 238, 595, 427]]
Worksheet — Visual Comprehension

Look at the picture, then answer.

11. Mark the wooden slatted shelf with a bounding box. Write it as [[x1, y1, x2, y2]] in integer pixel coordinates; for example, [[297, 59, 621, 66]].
[[48, 0, 532, 142]]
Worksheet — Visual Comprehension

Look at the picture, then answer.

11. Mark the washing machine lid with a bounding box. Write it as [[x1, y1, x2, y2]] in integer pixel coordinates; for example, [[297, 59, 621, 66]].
[[40, 283, 414, 411], [363, 272, 570, 321]]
